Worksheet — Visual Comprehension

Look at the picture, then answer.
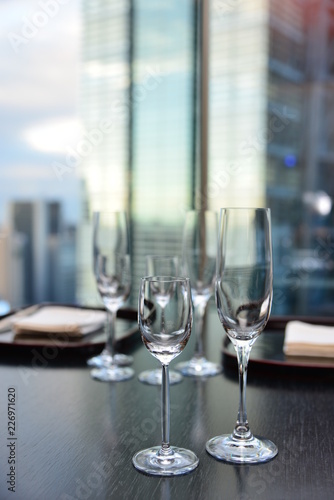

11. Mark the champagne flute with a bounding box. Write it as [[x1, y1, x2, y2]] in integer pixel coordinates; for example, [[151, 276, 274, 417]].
[[133, 276, 199, 476], [138, 256, 183, 385], [206, 208, 278, 463], [88, 211, 134, 382], [175, 210, 221, 377]]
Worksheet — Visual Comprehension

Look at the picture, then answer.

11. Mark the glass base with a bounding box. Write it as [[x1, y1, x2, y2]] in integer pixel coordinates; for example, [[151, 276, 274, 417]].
[[87, 350, 133, 368], [132, 446, 199, 476], [90, 366, 134, 382], [175, 357, 221, 378], [206, 433, 278, 464], [138, 369, 183, 386]]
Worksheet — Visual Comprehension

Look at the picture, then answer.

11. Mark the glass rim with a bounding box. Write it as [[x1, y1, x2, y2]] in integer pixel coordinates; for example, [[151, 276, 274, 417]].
[[141, 275, 190, 283]]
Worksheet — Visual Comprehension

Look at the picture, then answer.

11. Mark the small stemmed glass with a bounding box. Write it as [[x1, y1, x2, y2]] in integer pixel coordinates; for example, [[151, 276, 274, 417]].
[[206, 208, 278, 463], [87, 211, 134, 382], [133, 276, 199, 476], [138, 256, 183, 386], [175, 210, 221, 377]]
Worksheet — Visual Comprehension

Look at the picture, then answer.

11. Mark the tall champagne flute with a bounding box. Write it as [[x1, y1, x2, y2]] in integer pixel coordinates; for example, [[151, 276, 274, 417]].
[[133, 276, 199, 476], [138, 256, 183, 385], [206, 208, 278, 463], [88, 211, 134, 382], [175, 210, 221, 377]]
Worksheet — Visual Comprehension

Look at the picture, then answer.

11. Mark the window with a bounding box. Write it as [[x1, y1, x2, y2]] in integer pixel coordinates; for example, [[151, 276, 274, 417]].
[[1, 0, 334, 317]]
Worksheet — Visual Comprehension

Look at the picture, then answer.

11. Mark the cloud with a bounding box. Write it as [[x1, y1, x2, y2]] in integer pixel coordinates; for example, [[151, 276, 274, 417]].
[[22, 116, 83, 154]]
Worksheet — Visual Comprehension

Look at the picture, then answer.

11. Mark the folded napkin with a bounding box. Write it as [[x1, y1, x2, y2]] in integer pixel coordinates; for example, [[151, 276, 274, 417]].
[[13, 306, 107, 338], [283, 320, 334, 358]]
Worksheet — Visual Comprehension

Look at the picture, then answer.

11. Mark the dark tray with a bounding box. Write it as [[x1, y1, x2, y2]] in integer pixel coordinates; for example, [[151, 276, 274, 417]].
[[222, 315, 334, 378], [0, 303, 139, 363]]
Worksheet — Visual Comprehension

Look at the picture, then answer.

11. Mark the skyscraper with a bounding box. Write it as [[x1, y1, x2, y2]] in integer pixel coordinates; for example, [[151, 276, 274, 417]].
[[79, 0, 195, 303], [5, 201, 76, 306], [214, 0, 334, 314]]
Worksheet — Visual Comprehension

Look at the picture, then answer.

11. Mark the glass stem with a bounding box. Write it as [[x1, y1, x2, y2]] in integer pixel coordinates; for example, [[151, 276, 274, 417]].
[[160, 364, 171, 455], [105, 309, 117, 361], [233, 343, 252, 440], [161, 306, 166, 333], [193, 301, 207, 359]]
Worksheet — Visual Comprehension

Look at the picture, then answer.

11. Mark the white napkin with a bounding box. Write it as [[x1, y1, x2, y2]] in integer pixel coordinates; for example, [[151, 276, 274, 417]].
[[13, 306, 107, 338], [283, 320, 334, 358]]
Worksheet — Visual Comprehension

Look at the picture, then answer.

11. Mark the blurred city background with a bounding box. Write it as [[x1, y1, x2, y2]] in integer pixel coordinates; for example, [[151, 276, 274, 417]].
[[1, 0, 334, 316]]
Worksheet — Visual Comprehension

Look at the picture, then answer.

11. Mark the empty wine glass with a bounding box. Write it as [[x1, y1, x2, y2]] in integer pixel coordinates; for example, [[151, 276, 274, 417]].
[[175, 210, 221, 377], [138, 256, 183, 386], [133, 276, 199, 476], [88, 211, 134, 382], [206, 208, 278, 463]]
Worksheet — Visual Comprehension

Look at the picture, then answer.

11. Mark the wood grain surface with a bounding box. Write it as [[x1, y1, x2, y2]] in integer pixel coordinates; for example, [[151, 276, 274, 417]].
[[0, 306, 333, 500]]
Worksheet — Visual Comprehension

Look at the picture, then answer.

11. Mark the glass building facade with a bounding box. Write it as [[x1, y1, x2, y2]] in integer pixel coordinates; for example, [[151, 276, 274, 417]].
[[79, 0, 195, 302], [77, 0, 334, 315], [130, 0, 195, 288], [77, 0, 132, 303]]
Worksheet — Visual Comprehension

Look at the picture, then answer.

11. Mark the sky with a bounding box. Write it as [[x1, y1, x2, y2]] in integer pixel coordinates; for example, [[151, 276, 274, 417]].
[[0, 0, 82, 225]]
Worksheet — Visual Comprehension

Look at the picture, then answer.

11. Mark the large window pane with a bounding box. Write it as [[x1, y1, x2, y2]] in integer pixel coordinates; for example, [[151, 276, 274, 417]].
[[1, 0, 334, 318]]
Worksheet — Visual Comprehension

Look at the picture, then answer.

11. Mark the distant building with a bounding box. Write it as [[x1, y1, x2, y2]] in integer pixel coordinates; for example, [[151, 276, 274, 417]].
[[210, 0, 334, 314], [4, 201, 76, 307], [0, 231, 25, 309], [79, 0, 194, 303]]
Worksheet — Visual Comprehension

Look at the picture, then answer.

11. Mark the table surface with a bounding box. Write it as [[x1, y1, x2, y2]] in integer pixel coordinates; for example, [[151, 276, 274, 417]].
[[0, 306, 333, 500]]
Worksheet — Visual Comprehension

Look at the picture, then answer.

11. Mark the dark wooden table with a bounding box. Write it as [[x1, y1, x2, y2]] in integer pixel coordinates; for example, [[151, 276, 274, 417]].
[[0, 307, 333, 500]]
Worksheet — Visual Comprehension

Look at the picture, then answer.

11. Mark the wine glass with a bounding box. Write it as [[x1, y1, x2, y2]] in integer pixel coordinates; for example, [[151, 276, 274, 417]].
[[133, 276, 199, 476], [138, 256, 183, 386], [175, 210, 221, 377], [87, 211, 134, 382], [206, 208, 278, 463]]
